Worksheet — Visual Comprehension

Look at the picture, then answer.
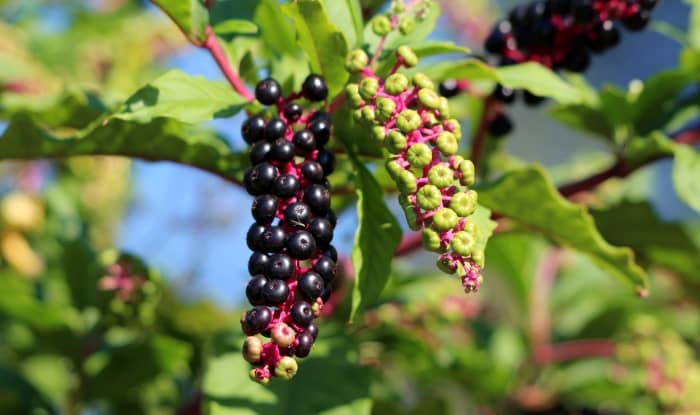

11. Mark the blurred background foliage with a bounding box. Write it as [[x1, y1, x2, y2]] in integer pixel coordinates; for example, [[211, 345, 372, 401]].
[[0, 0, 699, 414]]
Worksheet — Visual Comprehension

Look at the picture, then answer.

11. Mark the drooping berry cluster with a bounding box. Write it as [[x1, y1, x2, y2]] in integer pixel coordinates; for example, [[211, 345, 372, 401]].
[[240, 74, 338, 383], [346, 46, 485, 293]]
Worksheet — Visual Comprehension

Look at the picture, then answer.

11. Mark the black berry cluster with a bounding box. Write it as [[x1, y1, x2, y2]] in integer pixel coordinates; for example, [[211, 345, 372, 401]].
[[439, 0, 659, 138], [240, 74, 338, 383]]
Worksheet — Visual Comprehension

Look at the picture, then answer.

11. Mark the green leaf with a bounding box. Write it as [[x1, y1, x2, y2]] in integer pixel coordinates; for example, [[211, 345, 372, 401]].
[[470, 205, 498, 265], [623, 131, 677, 168], [349, 159, 402, 322], [476, 166, 648, 291], [688, 0, 700, 50], [113, 70, 248, 124], [204, 332, 372, 415], [495, 63, 582, 104], [631, 69, 694, 134], [0, 114, 247, 184], [378, 40, 471, 76], [672, 144, 700, 213], [282, 0, 349, 99], [418, 58, 496, 82], [321, 0, 363, 48], [213, 19, 258, 35], [255, 0, 298, 56], [151, 0, 209, 44], [549, 104, 615, 141]]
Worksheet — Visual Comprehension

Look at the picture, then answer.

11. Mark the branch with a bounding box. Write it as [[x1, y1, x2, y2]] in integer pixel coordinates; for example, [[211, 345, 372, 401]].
[[202, 29, 255, 102], [534, 339, 617, 364], [470, 98, 497, 170]]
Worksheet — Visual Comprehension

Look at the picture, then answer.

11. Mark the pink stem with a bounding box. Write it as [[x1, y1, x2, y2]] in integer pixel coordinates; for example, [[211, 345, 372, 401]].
[[202, 28, 255, 102]]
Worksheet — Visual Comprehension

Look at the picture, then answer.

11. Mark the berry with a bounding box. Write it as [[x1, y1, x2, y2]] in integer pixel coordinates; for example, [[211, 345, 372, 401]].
[[272, 174, 300, 198], [274, 356, 298, 380], [438, 80, 461, 98], [488, 113, 514, 137], [255, 78, 282, 105], [304, 184, 330, 214], [246, 224, 266, 251], [323, 245, 338, 262], [523, 91, 547, 106], [242, 116, 267, 144], [317, 150, 336, 175], [249, 141, 272, 165], [290, 301, 314, 327], [309, 118, 331, 147], [242, 306, 272, 334], [265, 118, 287, 141], [306, 323, 319, 340], [293, 130, 316, 153], [589, 20, 620, 53], [308, 218, 333, 247], [301, 161, 324, 183], [244, 163, 277, 196], [623, 10, 651, 31], [267, 254, 294, 280], [313, 256, 336, 283], [270, 139, 295, 163], [283, 102, 303, 122], [262, 279, 289, 305], [283, 202, 312, 228], [301, 74, 328, 102], [271, 323, 296, 347], [246, 275, 268, 305], [493, 84, 516, 103], [297, 271, 325, 301], [286, 230, 317, 260], [562, 46, 591, 73], [248, 252, 269, 275], [295, 331, 314, 358], [251, 195, 278, 224], [261, 226, 287, 252], [572, 0, 595, 23], [243, 336, 263, 363]]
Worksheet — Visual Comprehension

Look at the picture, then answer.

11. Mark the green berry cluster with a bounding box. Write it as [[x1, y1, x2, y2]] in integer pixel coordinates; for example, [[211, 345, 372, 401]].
[[369, 0, 434, 38]]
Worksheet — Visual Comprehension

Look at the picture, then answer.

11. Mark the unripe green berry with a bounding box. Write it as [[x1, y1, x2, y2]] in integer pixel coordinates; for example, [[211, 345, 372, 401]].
[[250, 369, 270, 384], [471, 250, 485, 267], [445, 118, 462, 139], [361, 106, 376, 124], [385, 73, 409, 96], [398, 194, 411, 209], [418, 88, 440, 109], [458, 159, 475, 186], [399, 17, 415, 35], [436, 131, 458, 156], [372, 126, 387, 143], [406, 143, 433, 168], [345, 50, 369, 73], [346, 84, 365, 108], [371, 15, 392, 36], [416, 184, 442, 210], [359, 77, 379, 100], [432, 207, 458, 231], [396, 169, 417, 195], [450, 190, 477, 217], [437, 97, 450, 119], [243, 336, 263, 363], [376, 97, 396, 122], [423, 112, 439, 127], [397, 45, 418, 67], [422, 228, 443, 252], [451, 231, 475, 256], [463, 221, 477, 236], [396, 109, 421, 133], [413, 73, 434, 90], [386, 159, 404, 180], [386, 130, 407, 154], [403, 206, 421, 231], [436, 257, 456, 274], [428, 164, 454, 188], [275, 356, 298, 380], [352, 108, 363, 122], [390, 0, 405, 13]]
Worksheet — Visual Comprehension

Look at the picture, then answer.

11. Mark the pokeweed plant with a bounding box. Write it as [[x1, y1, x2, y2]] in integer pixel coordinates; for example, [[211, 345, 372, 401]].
[[0, 0, 699, 414]]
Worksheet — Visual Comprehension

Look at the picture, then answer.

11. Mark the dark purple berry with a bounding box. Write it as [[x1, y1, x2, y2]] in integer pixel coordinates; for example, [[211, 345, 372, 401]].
[[293, 130, 316, 153], [262, 279, 289, 305], [246, 224, 266, 251], [301, 161, 324, 183], [547, 0, 572, 15], [493, 84, 516, 103], [301, 74, 328, 102], [639, 0, 658, 10], [304, 184, 330, 213], [295, 331, 314, 358], [320, 285, 332, 302], [438, 79, 461, 98], [488, 113, 514, 138], [283, 102, 303, 122], [589, 20, 620, 53], [290, 301, 314, 327], [325, 211, 337, 228], [255, 78, 281, 106], [272, 174, 300, 198], [622, 10, 651, 31], [562, 46, 591, 73], [249, 140, 271, 165], [246, 275, 268, 305], [523, 91, 547, 106], [264, 118, 287, 141], [267, 254, 294, 280], [317, 149, 335, 175], [244, 163, 277, 196], [242, 116, 266, 144], [297, 271, 324, 301], [261, 226, 287, 252], [251, 195, 278, 224], [485, 21, 511, 54], [243, 306, 272, 334], [308, 217, 333, 247], [283, 202, 312, 228], [323, 245, 338, 262], [270, 138, 295, 163], [286, 230, 317, 260], [248, 252, 269, 275], [572, 0, 595, 23], [309, 118, 331, 147], [311, 111, 331, 123], [313, 256, 336, 283]]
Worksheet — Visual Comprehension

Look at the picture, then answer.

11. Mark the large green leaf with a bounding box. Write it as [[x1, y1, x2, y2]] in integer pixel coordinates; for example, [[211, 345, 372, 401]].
[[282, 0, 349, 99], [113, 70, 248, 124], [349, 159, 402, 322], [0, 114, 246, 184], [204, 331, 372, 415], [549, 104, 615, 141], [672, 144, 700, 213], [377, 40, 471, 76], [321, 0, 363, 48], [151, 0, 209, 44], [631, 69, 695, 135], [477, 166, 648, 291]]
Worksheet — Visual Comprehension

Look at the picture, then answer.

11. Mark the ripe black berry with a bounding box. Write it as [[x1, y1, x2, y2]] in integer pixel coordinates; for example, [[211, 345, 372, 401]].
[[313, 256, 336, 283], [523, 91, 547, 106], [262, 279, 290, 305], [248, 252, 270, 275], [295, 331, 314, 358], [301, 74, 328, 102], [317, 150, 336, 176], [304, 184, 330, 213], [488, 113, 514, 138], [438, 79, 461, 99], [323, 245, 338, 262], [244, 163, 278, 196], [290, 301, 314, 327], [311, 111, 331, 123], [255, 78, 282, 106], [270, 138, 295, 163], [246, 224, 266, 251], [272, 174, 301, 198], [283, 202, 312, 228], [261, 226, 287, 252], [325, 211, 337, 228], [572, 0, 595, 23], [267, 254, 294, 280], [306, 322, 318, 340], [286, 230, 317, 260], [249, 141, 272, 165], [243, 306, 272, 334], [265, 118, 287, 141], [283, 102, 303, 122], [242, 116, 266, 144], [589, 20, 620, 53], [484, 20, 511, 53], [293, 130, 316, 153], [308, 217, 333, 247], [492, 84, 516, 104], [246, 275, 268, 305], [321, 286, 332, 302], [300, 161, 324, 184], [622, 10, 651, 31], [309, 118, 331, 147], [640, 0, 658, 10], [297, 271, 324, 301], [562, 46, 591, 73], [251, 195, 278, 224]]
